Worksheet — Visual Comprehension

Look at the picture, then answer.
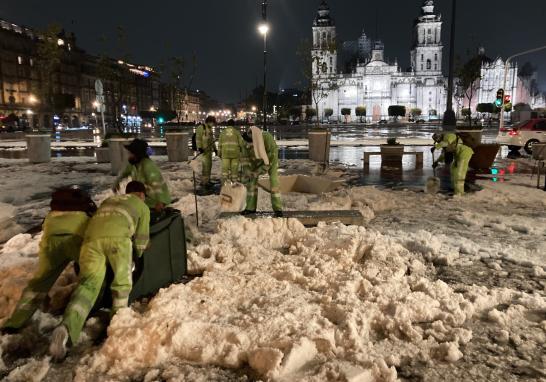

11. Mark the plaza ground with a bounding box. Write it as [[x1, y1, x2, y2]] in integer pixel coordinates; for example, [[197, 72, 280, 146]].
[[0, 154, 544, 381]]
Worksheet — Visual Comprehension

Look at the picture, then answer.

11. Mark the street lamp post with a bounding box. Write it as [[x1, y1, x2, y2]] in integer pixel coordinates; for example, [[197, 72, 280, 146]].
[[443, 0, 457, 128], [259, 0, 269, 132], [499, 44, 546, 132]]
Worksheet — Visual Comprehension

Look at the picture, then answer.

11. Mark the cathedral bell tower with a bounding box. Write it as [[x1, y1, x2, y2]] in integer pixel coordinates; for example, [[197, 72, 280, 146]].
[[410, 0, 443, 75], [312, 0, 337, 77]]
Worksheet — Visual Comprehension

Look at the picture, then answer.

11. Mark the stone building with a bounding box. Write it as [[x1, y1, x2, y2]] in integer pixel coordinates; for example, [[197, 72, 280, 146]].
[[312, 0, 447, 122], [0, 18, 206, 130]]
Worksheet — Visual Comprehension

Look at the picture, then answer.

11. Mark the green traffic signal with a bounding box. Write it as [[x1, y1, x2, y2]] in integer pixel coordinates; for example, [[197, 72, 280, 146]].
[[494, 99, 502, 107], [157, 117, 165, 124]]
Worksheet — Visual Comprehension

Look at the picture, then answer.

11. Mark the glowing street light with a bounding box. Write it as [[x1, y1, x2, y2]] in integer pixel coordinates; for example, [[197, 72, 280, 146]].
[[258, 23, 269, 36], [258, 0, 269, 131], [92, 101, 100, 108], [28, 95, 38, 104]]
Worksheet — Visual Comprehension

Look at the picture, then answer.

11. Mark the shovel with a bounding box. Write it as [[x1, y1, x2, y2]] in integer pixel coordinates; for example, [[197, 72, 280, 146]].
[[188, 154, 202, 227], [425, 149, 441, 194]]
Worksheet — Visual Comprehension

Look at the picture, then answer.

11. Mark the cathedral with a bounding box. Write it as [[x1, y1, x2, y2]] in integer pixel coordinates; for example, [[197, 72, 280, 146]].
[[312, 0, 447, 121]]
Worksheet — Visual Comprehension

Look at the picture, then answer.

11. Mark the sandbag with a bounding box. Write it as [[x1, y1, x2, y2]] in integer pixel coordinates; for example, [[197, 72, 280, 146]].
[[425, 176, 441, 194], [251, 126, 269, 165], [220, 182, 247, 213], [190, 157, 202, 174]]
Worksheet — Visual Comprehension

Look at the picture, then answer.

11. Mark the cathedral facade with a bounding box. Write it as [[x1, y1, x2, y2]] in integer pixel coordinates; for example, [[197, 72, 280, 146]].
[[312, 0, 447, 122]]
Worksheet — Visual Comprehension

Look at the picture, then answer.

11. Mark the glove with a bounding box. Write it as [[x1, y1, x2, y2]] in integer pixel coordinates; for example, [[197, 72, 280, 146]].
[[432, 161, 438, 169], [198, 148, 205, 154], [430, 147, 436, 154]]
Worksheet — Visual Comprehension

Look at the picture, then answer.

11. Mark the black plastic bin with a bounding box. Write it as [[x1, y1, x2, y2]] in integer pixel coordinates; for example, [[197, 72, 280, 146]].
[[129, 208, 187, 302]]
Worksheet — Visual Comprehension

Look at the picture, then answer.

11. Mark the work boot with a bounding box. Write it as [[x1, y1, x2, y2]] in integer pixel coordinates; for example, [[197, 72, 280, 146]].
[[49, 325, 69, 362]]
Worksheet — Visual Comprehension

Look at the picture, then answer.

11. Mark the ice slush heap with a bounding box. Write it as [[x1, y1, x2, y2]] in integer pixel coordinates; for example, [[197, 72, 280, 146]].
[[75, 217, 482, 381]]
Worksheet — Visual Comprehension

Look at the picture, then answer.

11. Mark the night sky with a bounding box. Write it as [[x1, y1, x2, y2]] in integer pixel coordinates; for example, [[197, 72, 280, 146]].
[[2, 0, 546, 103]]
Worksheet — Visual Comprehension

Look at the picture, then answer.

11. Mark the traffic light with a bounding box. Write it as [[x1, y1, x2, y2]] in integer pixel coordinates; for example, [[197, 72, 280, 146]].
[[504, 95, 511, 104], [495, 88, 504, 108], [157, 117, 165, 124]]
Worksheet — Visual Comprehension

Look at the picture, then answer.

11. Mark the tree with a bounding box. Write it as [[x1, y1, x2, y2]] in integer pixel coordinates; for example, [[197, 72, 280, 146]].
[[456, 54, 483, 126], [514, 103, 531, 112], [410, 108, 422, 117], [36, 24, 63, 129], [476, 103, 495, 114], [160, 54, 198, 123], [324, 108, 333, 122], [341, 108, 351, 123], [96, 26, 134, 133], [289, 107, 301, 121], [306, 107, 317, 121], [355, 106, 366, 123], [388, 105, 406, 120], [297, 39, 338, 128]]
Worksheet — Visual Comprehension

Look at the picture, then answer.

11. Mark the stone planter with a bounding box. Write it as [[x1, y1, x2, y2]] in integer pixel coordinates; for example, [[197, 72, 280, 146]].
[[26, 134, 51, 163], [108, 138, 132, 175], [380, 145, 404, 163], [165, 132, 189, 162], [95, 147, 110, 163], [455, 128, 483, 149], [308, 130, 331, 162]]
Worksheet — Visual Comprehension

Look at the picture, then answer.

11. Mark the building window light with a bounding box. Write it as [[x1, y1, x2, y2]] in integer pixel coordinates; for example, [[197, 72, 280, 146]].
[[57, 38, 65, 46], [17, 56, 23, 65]]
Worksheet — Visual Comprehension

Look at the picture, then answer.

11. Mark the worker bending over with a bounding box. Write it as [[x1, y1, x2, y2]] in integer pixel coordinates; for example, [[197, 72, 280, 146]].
[[432, 133, 474, 196], [49, 181, 150, 361], [2, 187, 96, 333], [113, 138, 171, 212]]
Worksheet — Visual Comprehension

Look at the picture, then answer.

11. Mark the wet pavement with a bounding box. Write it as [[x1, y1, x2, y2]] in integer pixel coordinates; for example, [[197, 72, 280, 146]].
[[1, 123, 535, 192]]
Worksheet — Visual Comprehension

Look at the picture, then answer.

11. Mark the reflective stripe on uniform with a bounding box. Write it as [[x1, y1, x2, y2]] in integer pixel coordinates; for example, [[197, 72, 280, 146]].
[[96, 207, 135, 233]]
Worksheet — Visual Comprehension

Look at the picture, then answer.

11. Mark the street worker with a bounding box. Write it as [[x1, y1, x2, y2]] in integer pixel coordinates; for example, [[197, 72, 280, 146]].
[[218, 119, 244, 183], [241, 126, 283, 216], [49, 181, 150, 361], [195, 116, 218, 188], [432, 132, 474, 196], [1, 187, 96, 334], [113, 138, 171, 212]]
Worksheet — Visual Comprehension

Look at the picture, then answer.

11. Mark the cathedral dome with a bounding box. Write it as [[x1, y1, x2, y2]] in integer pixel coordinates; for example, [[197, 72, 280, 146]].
[[314, 0, 334, 26], [422, 0, 434, 15]]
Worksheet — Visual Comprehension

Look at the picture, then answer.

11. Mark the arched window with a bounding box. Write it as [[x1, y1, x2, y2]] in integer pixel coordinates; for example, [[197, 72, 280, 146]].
[[434, 54, 438, 61], [426, 59, 432, 70], [322, 62, 328, 74]]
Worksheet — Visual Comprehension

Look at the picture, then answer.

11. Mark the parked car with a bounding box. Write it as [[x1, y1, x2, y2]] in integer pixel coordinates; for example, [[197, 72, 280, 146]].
[[496, 118, 546, 154]]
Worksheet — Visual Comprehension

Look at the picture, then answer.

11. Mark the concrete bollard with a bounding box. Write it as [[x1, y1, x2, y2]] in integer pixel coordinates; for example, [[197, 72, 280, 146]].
[[95, 147, 110, 163], [26, 134, 51, 163], [109, 138, 132, 175], [308, 130, 331, 162], [165, 132, 189, 162]]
